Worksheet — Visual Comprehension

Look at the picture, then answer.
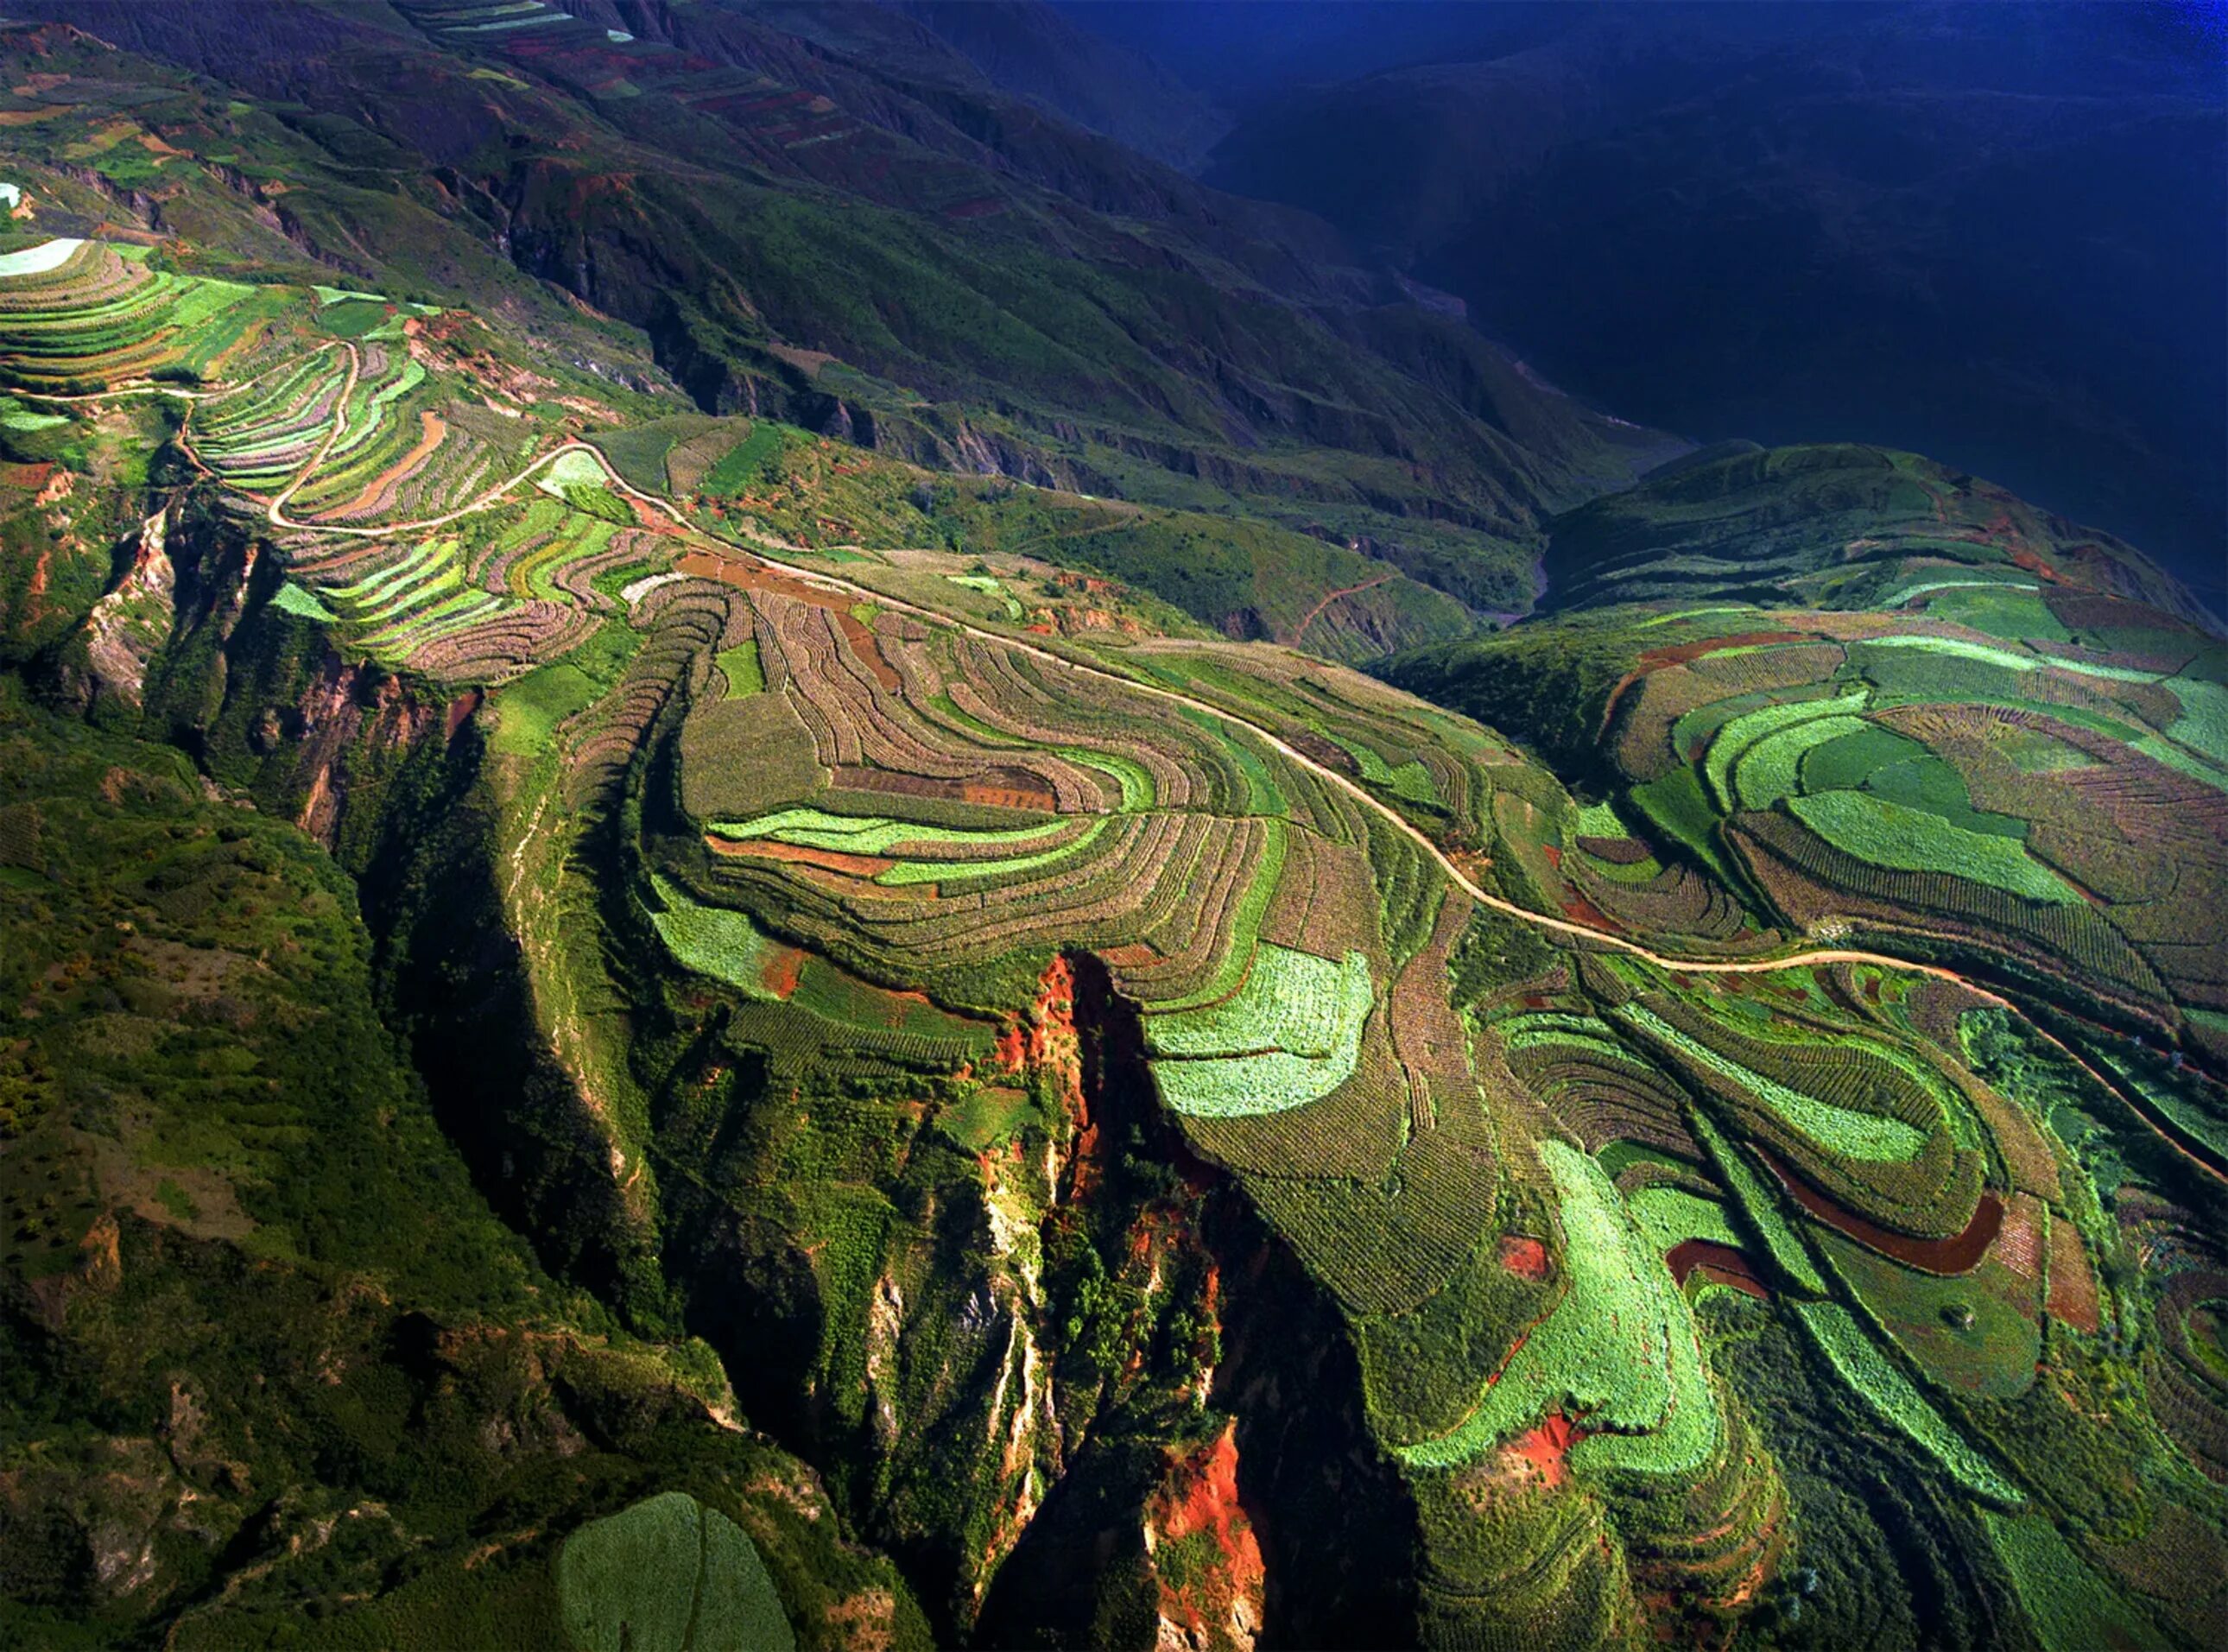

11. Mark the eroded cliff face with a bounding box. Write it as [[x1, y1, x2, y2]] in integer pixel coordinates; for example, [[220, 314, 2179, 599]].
[[78, 506, 174, 713], [34, 483, 460, 867], [1142, 1421, 1267, 1652]]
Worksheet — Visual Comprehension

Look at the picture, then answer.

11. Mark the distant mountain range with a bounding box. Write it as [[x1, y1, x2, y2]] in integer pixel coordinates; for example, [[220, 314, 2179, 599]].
[[1089, 0, 2228, 609]]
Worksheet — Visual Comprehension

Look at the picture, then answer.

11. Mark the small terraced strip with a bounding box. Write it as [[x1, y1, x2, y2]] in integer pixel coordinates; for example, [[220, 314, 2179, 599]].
[[1615, 1003, 1927, 1162]]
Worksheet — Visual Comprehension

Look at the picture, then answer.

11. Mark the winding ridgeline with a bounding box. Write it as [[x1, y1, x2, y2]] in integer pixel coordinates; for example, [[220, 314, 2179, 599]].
[[3, 9, 2227, 1650]]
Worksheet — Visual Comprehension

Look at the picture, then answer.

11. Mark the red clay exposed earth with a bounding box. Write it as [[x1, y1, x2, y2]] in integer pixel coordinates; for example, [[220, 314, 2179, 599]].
[[1499, 1234, 1552, 1279], [1668, 1238, 1770, 1300], [1505, 1410, 1588, 1488], [705, 835, 895, 879], [1146, 1421, 1265, 1647], [1761, 1148, 2003, 1274]]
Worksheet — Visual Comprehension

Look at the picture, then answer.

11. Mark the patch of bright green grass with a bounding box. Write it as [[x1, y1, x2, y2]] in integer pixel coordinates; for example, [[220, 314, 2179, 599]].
[[1732, 713, 1871, 810], [1787, 790, 2079, 904], [1618, 1003, 1928, 1162], [1706, 687, 1870, 810], [1793, 1301, 2022, 1503], [267, 582, 336, 623], [1060, 749, 1153, 810], [1797, 724, 1927, 793], [1630, 1187, 1742, 1253], [1395, 1142, 1718, 1478], [1980, 1512, 2146, 1652], [1573, 799, 1630, 839], [649, 877, 783, 998], [703, 422, 786, 494], [710, 807, 1070, 856], [714, 640, 763, 699], [1629, 768, 1734, 881]]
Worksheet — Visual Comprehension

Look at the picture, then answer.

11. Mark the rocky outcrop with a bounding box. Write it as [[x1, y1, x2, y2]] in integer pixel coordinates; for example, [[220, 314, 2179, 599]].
[[79, 506, 174, 712]]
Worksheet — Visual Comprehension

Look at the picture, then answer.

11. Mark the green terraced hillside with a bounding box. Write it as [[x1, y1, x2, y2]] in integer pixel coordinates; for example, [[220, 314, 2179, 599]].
[[2, 8, 2225, 1651]]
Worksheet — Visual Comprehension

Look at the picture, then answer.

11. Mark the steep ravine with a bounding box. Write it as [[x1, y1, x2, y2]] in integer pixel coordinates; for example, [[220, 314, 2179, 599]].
[[182, 600, 1421, 1645]]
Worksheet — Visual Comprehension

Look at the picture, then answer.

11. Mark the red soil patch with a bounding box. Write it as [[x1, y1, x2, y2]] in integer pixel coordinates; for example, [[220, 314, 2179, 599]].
[[835, 609, 901, 692], [1541, 843, 1563, 870], [672, 549, 900, 686], [1668, 1239, 1770, 1301], [959, 780, 1057, 809], [1761, 1149, 2003, 1274], [835, 765, 1060, 813], [760, 946, 805, 1001], [1036, 959, 1082, 1111], [1647, 623, 1820, 678], [1504, 1410, 1587, 1488], [627, 492, 683, 535], [1028, 954, 1075, 1055], [24, 544, 50, 620], [704, 835, 894, 879], [675, 547, 844, 606], [1560, 891, 1617, 931], [1010, 956, 1093, 1194], [1499, 1234, 1552, 1280], [445, 687, 482, 739]]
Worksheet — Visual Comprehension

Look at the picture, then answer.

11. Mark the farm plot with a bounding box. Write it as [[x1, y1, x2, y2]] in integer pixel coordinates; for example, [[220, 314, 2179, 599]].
[[1497, 1015, 1701, 1163], [1613, 1003, 1928, 1162], [1394, 1141, 1718, 1481], [0, 238, 269, 389], [1582, 597, 2228, 1031], [281, 343, 443, 520], [1792, 1300, 2021, 1503], [1818, 1230, 2040, 1399], [1614, 994, 1988, 1242], [1784, 791, 2079, 904], [1143, 944, 1372, 1117], [287, 530, 589, 681], [649, 876, 789, 999], [556, 1491, 794, 1652], [188, 348, 352, 484], [1983, 1512, 2154, 1652], [652, 576, 1394, 1015]]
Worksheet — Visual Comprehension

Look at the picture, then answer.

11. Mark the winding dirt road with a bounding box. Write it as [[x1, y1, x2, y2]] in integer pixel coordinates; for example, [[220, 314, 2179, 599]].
[[124, 366, 2222, 1181], [265, 343, 359, 527]]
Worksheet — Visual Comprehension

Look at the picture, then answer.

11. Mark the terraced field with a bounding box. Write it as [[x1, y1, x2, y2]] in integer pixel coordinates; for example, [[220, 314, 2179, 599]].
[[8, 225, 2222, 1650]]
